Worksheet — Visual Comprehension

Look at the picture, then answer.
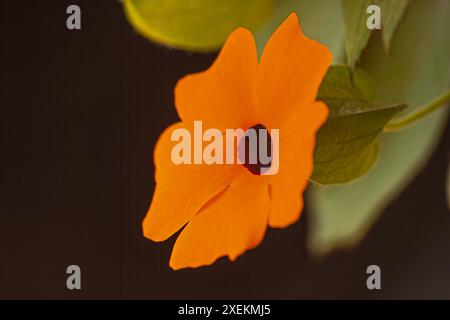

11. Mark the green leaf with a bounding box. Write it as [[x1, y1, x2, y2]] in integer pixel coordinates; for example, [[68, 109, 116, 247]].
[[313, 141, 379, 185], [376, 0, 412, 51], [307, 0, 450, 256], [342, 0, 373, 68], [311, 65, 406, 184], [123, 0, 272, 51]]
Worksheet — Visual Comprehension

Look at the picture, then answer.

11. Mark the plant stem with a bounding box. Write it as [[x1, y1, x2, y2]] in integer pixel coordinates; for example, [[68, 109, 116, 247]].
[[384, 89, 450, 132]]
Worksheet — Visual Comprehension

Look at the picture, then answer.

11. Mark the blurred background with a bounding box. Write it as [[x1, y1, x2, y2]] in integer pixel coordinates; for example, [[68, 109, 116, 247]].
[[1, 0, 450, 299]]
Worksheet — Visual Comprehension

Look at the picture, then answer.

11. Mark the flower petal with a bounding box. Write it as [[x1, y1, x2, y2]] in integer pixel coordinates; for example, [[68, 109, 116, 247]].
[[169, 172, 270, 270], [143, 122, 238, 242], [256, 13, 332, 128], [175, 27, 259, 130], [269, 175, 304, 228], [268, 101, 328, 227], [276, 101, 328, 178]]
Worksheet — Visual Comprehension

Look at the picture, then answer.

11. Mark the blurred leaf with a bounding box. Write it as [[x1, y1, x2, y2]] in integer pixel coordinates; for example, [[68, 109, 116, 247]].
[[311, 66, 406, 184], [123, 0, 271, 51], [342, 0, 373, 68], [307, 0, 450, 255], [255, 0, 346, 61], [376, 0, 412, 51]]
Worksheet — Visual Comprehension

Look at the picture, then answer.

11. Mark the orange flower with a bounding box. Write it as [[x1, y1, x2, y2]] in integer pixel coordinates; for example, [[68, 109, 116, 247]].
[[143, 13, 332, 270]]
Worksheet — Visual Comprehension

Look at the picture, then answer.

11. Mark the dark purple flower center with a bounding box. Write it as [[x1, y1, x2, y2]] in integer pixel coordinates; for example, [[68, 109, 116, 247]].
[[238, 124, 272, 175]]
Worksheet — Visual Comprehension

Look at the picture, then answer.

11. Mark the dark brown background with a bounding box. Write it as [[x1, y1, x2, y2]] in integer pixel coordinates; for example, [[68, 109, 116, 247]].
[[1, 1, 450, 299]]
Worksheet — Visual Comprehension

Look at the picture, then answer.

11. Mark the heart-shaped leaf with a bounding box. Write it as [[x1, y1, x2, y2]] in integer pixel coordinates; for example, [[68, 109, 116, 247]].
[[123, 0, 272, 51], [311, 65, 406, 184]]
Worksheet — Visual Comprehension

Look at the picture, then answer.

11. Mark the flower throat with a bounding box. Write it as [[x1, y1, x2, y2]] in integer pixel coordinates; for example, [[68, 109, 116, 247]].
[[238, 124, 272, 175]]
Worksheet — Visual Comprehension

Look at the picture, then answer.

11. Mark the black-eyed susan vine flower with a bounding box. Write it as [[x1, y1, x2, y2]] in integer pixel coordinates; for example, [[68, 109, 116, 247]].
[[142, 13, 332, 270]]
